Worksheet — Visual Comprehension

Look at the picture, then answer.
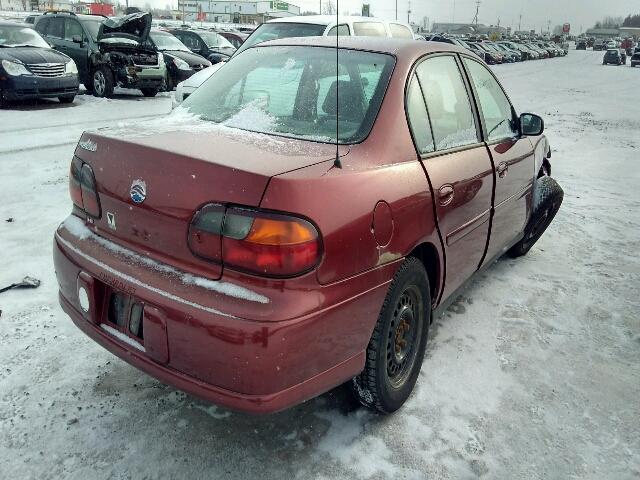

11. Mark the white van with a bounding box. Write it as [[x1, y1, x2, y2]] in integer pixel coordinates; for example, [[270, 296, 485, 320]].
[[174, 15, 415, 104]]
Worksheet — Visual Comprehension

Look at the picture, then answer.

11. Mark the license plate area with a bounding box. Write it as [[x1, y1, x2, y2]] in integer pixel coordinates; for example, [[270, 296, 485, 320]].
[[105, 291, 145, 343]]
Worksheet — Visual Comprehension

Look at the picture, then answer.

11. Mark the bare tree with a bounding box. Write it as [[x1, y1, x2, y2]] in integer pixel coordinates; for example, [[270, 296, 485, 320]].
[[322, 0, 336, 15]]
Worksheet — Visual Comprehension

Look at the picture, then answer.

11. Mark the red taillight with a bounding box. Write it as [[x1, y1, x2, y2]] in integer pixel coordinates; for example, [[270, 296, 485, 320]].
[[69, 156, 101, 218], [188, 205, 321, 277]]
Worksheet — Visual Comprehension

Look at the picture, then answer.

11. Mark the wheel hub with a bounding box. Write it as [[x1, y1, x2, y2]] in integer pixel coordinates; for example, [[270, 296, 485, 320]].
[[387, 290, 419, 385]]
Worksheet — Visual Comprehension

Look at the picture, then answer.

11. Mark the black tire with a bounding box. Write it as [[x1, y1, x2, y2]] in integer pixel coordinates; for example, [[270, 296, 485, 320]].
[[140, 88, 159, 97], [92, 66, 114, 98], [508, 176, 564, 258], [163, 71, 174, 92], [351, 257, 431, 414], [58, 95, 75, 104]]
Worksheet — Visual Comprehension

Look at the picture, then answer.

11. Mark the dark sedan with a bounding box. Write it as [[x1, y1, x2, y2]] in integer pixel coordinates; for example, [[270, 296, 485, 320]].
[[216, 30, 248, 49], [149, 30, 211, 90], [168, 29, 236, 64], [603, 48, 626, 65], [0, 21, 79, 106]]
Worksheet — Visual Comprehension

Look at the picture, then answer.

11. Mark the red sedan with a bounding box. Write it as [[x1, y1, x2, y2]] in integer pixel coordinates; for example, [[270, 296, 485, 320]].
[[53, 38, 562, 414]]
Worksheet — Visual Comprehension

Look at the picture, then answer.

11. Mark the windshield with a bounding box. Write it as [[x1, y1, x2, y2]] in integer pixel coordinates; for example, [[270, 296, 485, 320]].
[[0, 24, 50, 48], [196, 31, 235, 49], [83, 18, 103, 41], [182, 46, 395, 144], [150, 31, 189, 51], [236, 22, 326, 56]]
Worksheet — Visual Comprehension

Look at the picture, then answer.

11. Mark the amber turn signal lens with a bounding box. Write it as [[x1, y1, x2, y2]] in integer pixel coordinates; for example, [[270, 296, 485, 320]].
[[245, 217, 317, 245]]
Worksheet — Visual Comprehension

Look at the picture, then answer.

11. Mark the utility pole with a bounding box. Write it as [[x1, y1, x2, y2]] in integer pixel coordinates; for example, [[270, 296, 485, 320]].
[[472, 0, 480, 26], [407, 1, 411, 24], [518, 14, 522, 32], [395, 0, 397, 21], [319, 0, 321, 15]]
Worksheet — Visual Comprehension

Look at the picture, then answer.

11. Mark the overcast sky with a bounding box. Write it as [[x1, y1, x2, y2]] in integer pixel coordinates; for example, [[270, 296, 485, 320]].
[[144, 0, 638, 33]]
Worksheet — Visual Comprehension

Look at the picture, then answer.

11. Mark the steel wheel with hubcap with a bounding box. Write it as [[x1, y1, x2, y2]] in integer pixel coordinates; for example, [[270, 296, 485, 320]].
[[351, 256, 430, 414]]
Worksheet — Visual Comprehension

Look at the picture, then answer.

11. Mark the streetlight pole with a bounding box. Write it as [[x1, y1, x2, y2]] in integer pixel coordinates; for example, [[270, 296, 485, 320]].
[[395, 0, 398, 20]]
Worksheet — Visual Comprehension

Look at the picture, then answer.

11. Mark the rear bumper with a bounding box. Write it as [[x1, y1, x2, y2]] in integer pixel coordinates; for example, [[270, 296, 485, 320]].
[[1, 74, 79, 100], [53, 216, 394, 414]]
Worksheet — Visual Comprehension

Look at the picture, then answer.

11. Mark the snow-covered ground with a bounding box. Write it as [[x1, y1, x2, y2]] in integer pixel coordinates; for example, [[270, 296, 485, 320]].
[[1, 51, 639, 479]]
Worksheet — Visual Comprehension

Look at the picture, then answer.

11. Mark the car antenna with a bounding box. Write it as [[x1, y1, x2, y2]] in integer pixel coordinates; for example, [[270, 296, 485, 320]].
[[333, 0, 342, 169]]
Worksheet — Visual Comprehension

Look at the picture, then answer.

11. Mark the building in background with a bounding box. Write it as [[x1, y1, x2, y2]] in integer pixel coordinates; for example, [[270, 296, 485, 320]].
[[585, 27, 621, 38], [177, 1, 300, 24], [431, 22, 508, 36]]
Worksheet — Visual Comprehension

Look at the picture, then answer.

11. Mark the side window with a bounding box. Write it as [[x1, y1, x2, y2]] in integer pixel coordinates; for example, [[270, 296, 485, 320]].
[[46, 18, 65, 39], [389, 23, 413, 39], [327, 24, 350, 36], [463, 58, 519, 142], [353, 22, 386, 37], [34, 18, 49, 35], [406, 74, 435, 154], [64, 19, 83, 42], [415, 55, 478, 150]]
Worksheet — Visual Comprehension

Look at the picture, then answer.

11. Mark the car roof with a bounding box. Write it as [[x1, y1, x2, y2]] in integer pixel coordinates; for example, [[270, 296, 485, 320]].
[[267, 15, 409, 27], [252, 36, 463, 59]]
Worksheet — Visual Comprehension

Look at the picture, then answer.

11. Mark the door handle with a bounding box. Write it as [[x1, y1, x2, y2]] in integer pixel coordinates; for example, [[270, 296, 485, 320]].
[[438, 184, 455, 206], [497, 162, 509, 177]]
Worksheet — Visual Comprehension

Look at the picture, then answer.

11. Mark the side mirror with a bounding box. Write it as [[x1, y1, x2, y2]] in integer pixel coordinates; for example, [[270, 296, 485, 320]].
[[520, 113, 544, 136], [72, 35, 83, 45]]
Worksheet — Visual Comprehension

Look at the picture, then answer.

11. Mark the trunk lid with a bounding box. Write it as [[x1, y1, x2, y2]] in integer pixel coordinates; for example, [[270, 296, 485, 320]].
[[98, 12, 152, 47], [74, 117, 344, 281]]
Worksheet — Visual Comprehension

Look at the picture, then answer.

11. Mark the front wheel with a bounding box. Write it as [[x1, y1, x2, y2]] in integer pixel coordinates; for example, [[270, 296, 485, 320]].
[[92, 66, 114, 98], [351, 257, 431, 414], [508, 176, 564, 257], [140, 88, 159, 97]]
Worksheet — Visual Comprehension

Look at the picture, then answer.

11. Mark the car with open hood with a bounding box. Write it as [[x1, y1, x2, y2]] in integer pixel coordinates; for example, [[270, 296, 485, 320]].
[[0, 21, 79, 106], [35, 11, 165, 97], [54, 37, 563, 415]]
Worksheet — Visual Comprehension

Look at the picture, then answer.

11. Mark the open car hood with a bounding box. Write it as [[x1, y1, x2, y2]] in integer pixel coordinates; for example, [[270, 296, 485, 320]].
[[98, 12, 152, 45]]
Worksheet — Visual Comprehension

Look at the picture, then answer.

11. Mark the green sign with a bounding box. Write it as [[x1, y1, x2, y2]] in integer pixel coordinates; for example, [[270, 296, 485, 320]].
[[270, 1, 288, 11]]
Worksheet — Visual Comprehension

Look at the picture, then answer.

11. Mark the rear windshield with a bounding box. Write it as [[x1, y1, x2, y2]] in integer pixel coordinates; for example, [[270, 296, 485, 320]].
[[182, 45, 395, 144], [236, 23, 326, 55]]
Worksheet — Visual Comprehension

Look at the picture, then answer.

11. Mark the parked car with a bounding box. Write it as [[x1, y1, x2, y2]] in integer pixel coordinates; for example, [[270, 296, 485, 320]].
[[0, 21, 79, 106], [603, 48, 626, 65], [499, 41, 532, 60], [576, 39, 587, 50], [23, 14, 41, 24], [173, 61, 222, 104], [35, 11, 165, 97], [216, 30, 248, 49], [168, 28, 236, 64], [148, 29, 210, 90], [593, 39, 606, 51], [492, 43, 520, 62], [470, 41, 503, 64], [234, 15, 415, 57], [54, 38, 562, 415], [174, 15, 416, 101], [631, 51, 640, 67], [427, 35, 484, 61]]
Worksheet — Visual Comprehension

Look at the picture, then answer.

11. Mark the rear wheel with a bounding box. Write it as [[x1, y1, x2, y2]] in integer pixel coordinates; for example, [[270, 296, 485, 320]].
[[92, 66, 114, 98], [140, 88, 159, 97], [58, 95, 75, 104], [508, 176, 564, 258], [351, 257, 431, 414]]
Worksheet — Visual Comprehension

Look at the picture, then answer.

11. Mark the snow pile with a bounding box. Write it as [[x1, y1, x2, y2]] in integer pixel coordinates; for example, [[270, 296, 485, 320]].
[[100, 324, 146, 352]]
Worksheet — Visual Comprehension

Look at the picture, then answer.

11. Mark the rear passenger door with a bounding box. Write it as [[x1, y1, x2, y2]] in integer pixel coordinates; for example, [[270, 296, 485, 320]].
[[462, 57, 535, 262], [406, 54, 494, 301]]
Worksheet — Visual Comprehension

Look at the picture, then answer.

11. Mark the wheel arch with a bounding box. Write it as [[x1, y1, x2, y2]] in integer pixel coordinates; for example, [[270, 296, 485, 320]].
[[407, 242, 441, 305]]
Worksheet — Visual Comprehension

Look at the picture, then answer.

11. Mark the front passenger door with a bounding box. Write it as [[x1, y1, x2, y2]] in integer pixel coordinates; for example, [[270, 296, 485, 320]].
[[462, 58, 535, 262], [63, 18, 89, 80]]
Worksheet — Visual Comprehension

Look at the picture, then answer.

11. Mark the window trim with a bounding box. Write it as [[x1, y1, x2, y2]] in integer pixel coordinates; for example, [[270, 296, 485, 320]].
[[459, 53, 520, 146], [404, 52, 484, 160]]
